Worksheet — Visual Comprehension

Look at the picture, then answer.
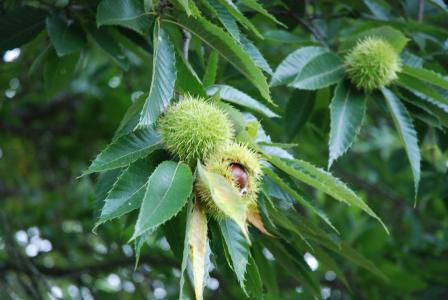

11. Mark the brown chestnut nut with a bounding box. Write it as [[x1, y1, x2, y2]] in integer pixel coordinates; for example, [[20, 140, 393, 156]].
[[229, 163, 248, 194]]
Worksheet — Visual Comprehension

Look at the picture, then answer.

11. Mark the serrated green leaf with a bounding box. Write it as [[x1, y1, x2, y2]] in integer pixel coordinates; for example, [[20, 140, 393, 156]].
[[290, 52, 345, 90], [189, 202, 209, 300], [215, 0, 263, 39], [340, 26, 408, 53], [96, 154, 163, 226], [205, 0, 241, 41], [245, 254, 263, 298], [401, 65, 448, 90], [329, 81, 367, 168], [382, 88, 421, 199], [263, 167, 339, 234], [197, 162, 250, 241], [96, 0, 153, 35], [134, 229, 154, 267], [240, 34, 272, 75], [131, 161, 192, 239], [397, 74, 448, 111], [164, 14, 272, 103], [219, 218, 250, 292], [83, 128, 162, 175], [203, 50, 219, 87], [87, 25, 129, 70], [267, 156, 389, 233], [137, 23, 176, 127], [207, 84, 279, 118], [0, 7, 47, 52], [240, 0, 286, 27], [46, 15, 85, 56], [271, 46, 328, 87]]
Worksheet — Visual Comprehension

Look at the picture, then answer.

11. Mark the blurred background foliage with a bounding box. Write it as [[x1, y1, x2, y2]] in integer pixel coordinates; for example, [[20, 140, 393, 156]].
[[1, 0, 448, 299]]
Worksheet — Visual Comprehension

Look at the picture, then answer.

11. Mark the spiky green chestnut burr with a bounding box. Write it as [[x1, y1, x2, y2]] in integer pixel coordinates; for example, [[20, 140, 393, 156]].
[[196, 142, 262, 217], [158, 96, 234, 165], [345, 37, 401, 91]]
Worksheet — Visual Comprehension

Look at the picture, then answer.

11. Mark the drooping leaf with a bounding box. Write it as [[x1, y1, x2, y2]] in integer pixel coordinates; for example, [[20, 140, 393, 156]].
[[87, 25, 129, 70], [96, 0, 152, 35], [197, 162, 250, 241], [189, 202, 209, 300], [340, 26, 409, 53], [207, 84, 279, 118], [0, 7, 47, 52], [219, 218, 250, 292], [83, 128, 162, 175], [164, 14, 272, 103], [329, 81, 367, 168], [382, 88, 421, 199], [270, 46, 328, 87], [290, 52, 345, 90], [245, 254, 263, 298], [266, 156, 389, 233], [46, 15, 85, 56], [203, 50, 219, 87], [240, 34, 273, 75], [263, 167, 339, 234], [401, 65, 448, 90], [131, 161, 193, 239], [96, 154, 163, 226], [137, 23, 176, 128]]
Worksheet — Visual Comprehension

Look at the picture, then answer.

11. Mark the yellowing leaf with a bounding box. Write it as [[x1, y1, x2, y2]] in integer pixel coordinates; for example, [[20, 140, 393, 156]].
[[189, 202, 208, 300], [247, 206, 274, 237], [197, 161, 250, 242]]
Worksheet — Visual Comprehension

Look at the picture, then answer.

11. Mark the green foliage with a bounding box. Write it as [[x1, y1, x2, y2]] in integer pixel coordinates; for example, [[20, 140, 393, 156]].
[[329, 81, 367, 167], [138, 23, 176, 127], [132, 160, 193, 239], [1, 0, 448, 299]]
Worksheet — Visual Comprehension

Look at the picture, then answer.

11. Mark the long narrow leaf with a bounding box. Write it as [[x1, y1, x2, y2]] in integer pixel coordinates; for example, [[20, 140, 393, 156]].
[[382, 88, 421, 200], [137, 22, 176, 127], [164, 14, 272, 103], [83, 128, 162, 175], [266, 155, 389, 233]]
